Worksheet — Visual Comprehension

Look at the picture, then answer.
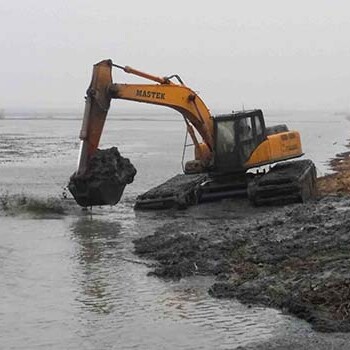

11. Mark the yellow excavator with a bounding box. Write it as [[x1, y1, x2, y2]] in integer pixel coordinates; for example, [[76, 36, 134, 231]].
[[69, 59, 316, 209]]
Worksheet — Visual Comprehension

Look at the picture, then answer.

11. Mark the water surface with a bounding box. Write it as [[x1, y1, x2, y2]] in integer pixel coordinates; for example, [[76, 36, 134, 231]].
[[1, 110, 349, 349]]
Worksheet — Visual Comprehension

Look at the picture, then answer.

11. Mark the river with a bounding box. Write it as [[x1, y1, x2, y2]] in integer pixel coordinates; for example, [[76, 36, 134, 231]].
[[0, 109, 349, 349]]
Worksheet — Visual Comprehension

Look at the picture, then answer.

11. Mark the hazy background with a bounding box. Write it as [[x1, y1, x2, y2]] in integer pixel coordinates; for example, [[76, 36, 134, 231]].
[[1, 0, 350, 114]]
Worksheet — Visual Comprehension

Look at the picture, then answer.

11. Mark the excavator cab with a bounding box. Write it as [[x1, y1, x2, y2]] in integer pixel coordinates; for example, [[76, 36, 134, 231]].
[[213, 110, 266, 173]]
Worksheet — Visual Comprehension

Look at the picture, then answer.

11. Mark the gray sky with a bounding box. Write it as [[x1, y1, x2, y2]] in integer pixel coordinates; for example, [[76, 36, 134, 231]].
[[1, 0, 350, 113]]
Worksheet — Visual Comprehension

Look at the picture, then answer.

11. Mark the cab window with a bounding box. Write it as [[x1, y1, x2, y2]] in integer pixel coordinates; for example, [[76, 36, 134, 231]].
[[216, 120, 235, 155], [255, 115, 263, 136], [238, 117, 255, 160], [238, 118, 253, 141]]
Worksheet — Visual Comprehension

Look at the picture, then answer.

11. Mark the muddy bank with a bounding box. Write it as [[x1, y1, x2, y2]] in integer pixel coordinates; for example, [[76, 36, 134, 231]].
[[134, 195, 350, 333], [317, 149, 350, 194]]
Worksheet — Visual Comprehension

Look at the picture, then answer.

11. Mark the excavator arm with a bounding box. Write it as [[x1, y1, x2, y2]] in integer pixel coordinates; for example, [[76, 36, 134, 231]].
[[71, 59, 317, 209], [77, 59, 214, 176]]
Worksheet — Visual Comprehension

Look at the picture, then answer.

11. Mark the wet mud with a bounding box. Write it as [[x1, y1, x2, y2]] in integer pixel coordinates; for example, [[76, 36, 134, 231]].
[[134, 149, 350, 334], [134, 146, 350, 332], [317, 149, 350, 195], [69, 147, 136, 207], [134, 195, 350, 333], [0, 134, 75, 163]]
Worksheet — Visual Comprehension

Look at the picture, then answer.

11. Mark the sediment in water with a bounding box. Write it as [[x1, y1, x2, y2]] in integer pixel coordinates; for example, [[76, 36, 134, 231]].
[[0, 193, 67, 216], [69, 147, 136, 207]]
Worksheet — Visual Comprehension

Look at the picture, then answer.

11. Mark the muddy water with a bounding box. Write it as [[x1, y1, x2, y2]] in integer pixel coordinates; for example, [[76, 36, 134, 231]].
[[0, 110, 349, 349]]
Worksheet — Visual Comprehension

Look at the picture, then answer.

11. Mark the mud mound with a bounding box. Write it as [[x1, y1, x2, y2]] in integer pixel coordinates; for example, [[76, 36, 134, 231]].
[[317, 150, 350, 195], [301, 279, 350, 321], [134, 196, 350, 332], [69, 147, 136, 207], [134, 223, 240, 279], [296, 278, 350, 331]]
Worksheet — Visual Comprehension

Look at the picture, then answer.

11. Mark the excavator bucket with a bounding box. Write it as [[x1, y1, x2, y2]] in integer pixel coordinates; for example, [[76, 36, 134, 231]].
[[69, 147, 136, 207], [68, 60, 137, 207], [69, 176, 126, 207]]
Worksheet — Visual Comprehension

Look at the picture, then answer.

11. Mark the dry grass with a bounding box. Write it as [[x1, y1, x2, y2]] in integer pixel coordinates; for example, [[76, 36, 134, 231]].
[[317, 151, 350, 195]]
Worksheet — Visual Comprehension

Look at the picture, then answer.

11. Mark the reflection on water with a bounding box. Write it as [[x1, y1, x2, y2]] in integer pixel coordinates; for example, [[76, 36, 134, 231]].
[[66, 213, 295, 350], [2, 113, 350, 349], [71, 218, 122, 315]]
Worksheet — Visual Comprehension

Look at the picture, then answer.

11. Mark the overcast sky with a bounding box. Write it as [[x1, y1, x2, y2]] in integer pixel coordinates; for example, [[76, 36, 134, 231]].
[[1, 0, 350, 113]]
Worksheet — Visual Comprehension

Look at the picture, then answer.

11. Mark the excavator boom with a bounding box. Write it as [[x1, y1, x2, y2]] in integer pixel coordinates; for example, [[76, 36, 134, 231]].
[[77, 59, 214, 176], [77, 60, 112, 175]]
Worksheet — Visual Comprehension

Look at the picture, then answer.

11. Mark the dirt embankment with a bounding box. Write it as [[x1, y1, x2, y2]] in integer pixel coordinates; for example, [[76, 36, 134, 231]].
[[134, 153, 350, 333], [317, 149, 350, 195]]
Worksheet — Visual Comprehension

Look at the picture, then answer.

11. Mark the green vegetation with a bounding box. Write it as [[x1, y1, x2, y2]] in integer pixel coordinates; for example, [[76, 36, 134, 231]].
[[0, 193, 66, 217]]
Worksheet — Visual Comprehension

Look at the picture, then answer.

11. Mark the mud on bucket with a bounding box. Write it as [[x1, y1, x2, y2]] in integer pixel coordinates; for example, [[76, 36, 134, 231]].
[[68, 147, 137, 207]]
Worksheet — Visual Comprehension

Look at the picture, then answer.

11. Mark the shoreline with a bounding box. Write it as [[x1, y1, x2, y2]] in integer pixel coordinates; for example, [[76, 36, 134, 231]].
[[317, 149, 350, 195], [133, 153, 350, 334]]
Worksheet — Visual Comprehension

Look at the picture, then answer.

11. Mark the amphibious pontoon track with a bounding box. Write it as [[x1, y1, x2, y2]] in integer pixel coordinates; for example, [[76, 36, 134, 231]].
[[247, 159, 317, 206], [135, 159, 317, 210], [134, 174, 208, 210]]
